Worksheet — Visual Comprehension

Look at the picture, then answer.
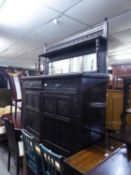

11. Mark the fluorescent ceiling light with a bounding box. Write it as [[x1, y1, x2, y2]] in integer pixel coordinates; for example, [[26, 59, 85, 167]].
[[0, 37, 10, 53], [114, 53, 131, 60], [109, 49, 131, 57], [0, 0, 5, 8], [109, 45, 131, 54], [53, 18, 58, 25], [109, 44, 131, 60], [0, 0, 40, 27]]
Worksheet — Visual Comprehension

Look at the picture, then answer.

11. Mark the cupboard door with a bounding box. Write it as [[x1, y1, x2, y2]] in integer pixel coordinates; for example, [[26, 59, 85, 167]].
[[26, 110, 40, 139], [25, 90, 40, 112], [41, 93, 78, 117], [41, 115, 71, 155], [40, 92, 78, 155], [24, 90, 41, 140], [106, 90, 123, 128]]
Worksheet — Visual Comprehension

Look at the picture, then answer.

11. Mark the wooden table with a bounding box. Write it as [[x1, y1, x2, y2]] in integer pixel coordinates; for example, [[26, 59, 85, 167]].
[[64, 138, 131, 175]]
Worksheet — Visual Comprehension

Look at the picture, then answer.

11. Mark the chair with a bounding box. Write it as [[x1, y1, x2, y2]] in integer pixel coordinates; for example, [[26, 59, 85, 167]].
[[7, 73, 22, 119], [3, 118, 24, 175], [39, 144, 64, 175], [21, 129, 43, 175]]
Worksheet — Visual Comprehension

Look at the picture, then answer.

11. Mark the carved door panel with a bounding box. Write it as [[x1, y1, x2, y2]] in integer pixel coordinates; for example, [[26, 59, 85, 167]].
[[24, 90, 41, 140], [41, 115, 71, 155], [25, 90, 40, 112], [41, 93, 78, 117], [40, 92, 78, 155]]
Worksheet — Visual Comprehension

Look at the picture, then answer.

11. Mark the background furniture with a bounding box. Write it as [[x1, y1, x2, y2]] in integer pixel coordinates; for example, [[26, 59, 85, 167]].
[[106, 89, 123, 129], [0, 68, 8, 88], [110, 64, 131, 89], [106, 78, 131, 145], [121, 77, 131, 130], [7, 73, 22, 119]]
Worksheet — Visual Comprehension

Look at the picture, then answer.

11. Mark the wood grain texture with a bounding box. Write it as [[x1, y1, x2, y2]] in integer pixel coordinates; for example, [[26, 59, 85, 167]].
[[106, 89, 131, 129], [106, 89, 123, 128], [64, 139, 124, 174]]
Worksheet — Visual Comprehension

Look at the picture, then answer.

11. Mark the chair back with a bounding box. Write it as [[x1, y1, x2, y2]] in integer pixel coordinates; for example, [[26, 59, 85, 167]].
[[21, 129, 42, 175], [39, 144, 64, 175], [7, 74, 22, 101], [6, 73, 22, 119], [3, 118, 19, 155]]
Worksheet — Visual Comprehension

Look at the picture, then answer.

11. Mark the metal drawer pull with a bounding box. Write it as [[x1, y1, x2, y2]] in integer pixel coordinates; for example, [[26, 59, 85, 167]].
[[55, 84, 62, 88], [44, 83, 48, 87]]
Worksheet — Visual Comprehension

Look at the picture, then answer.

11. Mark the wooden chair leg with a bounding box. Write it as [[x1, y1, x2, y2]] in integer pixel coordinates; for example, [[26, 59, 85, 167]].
[[23, 156, 27, 175], [16, 156, 20, 175], [121, 112, 127, 131], [11, 105, 13, 118], [15, 101, 17, 120], [8, 150, 11, 171]]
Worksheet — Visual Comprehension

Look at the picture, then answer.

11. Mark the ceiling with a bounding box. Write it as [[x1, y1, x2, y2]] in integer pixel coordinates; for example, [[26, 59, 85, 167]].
[[0, 0, 131, 69]]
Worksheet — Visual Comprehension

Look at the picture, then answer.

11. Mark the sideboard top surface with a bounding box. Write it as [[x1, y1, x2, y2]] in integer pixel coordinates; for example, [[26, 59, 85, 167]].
[[22, 72, 108, 81]]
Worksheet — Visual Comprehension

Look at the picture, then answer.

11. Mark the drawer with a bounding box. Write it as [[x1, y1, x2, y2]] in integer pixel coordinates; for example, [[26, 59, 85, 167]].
[[23, 80, 42, 89], [43, 78, 78, 92]]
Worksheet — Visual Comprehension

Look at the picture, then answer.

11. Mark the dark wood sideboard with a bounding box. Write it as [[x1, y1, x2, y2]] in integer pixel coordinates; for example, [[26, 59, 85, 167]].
[[22, 73, 108, 156]]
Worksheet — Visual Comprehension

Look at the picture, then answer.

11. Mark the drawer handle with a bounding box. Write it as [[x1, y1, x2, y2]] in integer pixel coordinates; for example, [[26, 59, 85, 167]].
[[55, 83, 62, 88], [44, 83, 48, 87]]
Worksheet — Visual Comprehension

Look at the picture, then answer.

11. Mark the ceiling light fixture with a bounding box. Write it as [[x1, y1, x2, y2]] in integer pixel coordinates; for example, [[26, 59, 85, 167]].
[[114, 53, 131, 60], [53, 18, 58, 25], [0, 0, 40, 27], [109, 45, 131, 53], [0, 37, 10, 53], [109, 49, 131, 57], [0, 0, 5, 9]]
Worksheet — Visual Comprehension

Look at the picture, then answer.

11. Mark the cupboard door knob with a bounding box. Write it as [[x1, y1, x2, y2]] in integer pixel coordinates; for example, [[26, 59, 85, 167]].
[[44, 83, 47, 87]]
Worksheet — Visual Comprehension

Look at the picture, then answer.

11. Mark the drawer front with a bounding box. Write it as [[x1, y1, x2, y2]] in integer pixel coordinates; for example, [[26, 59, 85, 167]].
[[43, 78, 79, 92], [23, 80, 42, 89]]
